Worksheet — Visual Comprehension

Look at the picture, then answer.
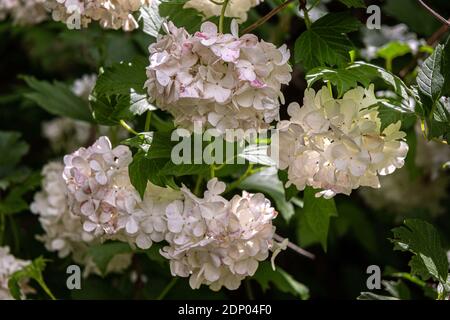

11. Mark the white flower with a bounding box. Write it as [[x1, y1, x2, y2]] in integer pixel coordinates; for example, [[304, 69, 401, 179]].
[[0, 0, 47, 25], [31, 161, 133, 277], [273, 85, 408, 198], [0, 246, 31, 300], [43, 0, 150, 31], [71, 74, 97, 100], [360, 122, 450, 216], [184, 0, 262, 22], [62, 136, 182, 250], [161, 178, 278, 291], [145, 21, 292, 135]]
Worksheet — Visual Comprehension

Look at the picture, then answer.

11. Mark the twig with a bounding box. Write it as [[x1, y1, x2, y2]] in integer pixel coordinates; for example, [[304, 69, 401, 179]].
[[273, 234, 315, 260], [241, 0, 296, 34], [417, 0, 450, 26], [399, 18, 449, 78]]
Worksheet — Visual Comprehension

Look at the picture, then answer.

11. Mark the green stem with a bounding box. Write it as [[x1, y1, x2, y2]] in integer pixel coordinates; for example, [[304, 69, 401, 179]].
[[194, 175, 204, 196], [119, 120, 139, 136], [390, 272, 427, 288], [210, 165, 216, 179], [0, 210, 5, 246], [37, 279, 56, 300], [437, 290, 447, 300], [386, 58, 393, 72], [219, 0, 230, 33], [300, 0, 312, 29], [157, 278, 178, 300], [307, 0, 320, 11], [144, 111, 152, 132], [225, 163, 254, 193], [245, 280, 255, 300]]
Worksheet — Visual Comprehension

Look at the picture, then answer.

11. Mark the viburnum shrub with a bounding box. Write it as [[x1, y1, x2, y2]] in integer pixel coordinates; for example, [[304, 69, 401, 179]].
[[0, 0, 449, 301]]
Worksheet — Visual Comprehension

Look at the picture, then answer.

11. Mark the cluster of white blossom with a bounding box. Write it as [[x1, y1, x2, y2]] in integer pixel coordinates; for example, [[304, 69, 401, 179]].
[[43, 0, 150, 31], [360, 123, 450, 216], [145, 21, 292, 134], [31, 162, 132, 277], [273, 85, 408, 198], [161, 179, 278, 291], [0, 246, 32, 300], [185, 0, 261, 22], [59, 137, 281, 290], [0, 0, 47, 25], [62, 136, 182, 250]]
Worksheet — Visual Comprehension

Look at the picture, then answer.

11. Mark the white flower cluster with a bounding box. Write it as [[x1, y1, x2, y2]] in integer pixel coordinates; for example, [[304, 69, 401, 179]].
[[184, 0, 261, 22], [62, 136, 182, 250], [43, 0, 150, 31], [145, 21, 292, 134], [360, 123, 450, 216], [161, 179, 277, 291], [60, 137, 280, 290], [0, 0, 47, 25], [0, 246, 31, 300], [274, 85, 408, 198], [31, 162, 132, 277]]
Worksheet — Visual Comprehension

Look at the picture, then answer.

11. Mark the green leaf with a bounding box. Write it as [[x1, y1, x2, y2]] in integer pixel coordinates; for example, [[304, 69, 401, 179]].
[[306, 63, 377, 97], [159, 0, 203, 33], [90, 94, 134, 126], [8, 256, 55, 300], [253, 261, 309, 300], [300, 187, 338, 251], [391, 219, 449, 284], [357, 292, 399, 300], [129, 151, 153, 199], [295, 13, 361, 70], [95, 58, 148, 96], [239, 168, 295, 222], [376, 102, 417, 131], [377, 41, 411, 64], [338, 0, 366, 8], [426, 97, 450, 141], [22, 76, 93, 122], [0, 131, 29, 178], [158, 162, 210, 177], [306, 61, 414, 110], [87, 242, 133, 275], [417, 44, 445, 114]]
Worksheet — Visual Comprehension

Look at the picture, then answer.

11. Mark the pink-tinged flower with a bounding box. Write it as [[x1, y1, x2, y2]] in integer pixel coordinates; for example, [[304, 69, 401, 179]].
[[145, 21, 292, 135]]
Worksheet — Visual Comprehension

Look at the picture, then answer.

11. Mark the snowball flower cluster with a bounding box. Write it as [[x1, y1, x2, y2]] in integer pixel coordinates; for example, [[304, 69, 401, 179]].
[[62, 136, 182, 250], [161, 178, 278, 291], [43, 0, 150, 31], [185, 0, 262, 22], [57, 137, 283, 290], [0, 246, 31, 300], [145, 21, 292, 134], [0, 0, 47, 25], [31, 162, 132, 276], [274, 85, 408, 198], [360, 123, 450, 216]]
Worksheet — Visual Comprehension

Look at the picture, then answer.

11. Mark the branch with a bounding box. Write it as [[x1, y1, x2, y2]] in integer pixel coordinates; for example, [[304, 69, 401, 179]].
[[241, 0, 296, 34], [273, 233, 315, 260], [399, 19, 449, 78], [417, 0, 450, 26]]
